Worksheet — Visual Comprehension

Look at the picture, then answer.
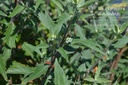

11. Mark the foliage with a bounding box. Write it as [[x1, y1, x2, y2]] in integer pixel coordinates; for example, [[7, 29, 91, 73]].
[[0, 0, 128, 85]]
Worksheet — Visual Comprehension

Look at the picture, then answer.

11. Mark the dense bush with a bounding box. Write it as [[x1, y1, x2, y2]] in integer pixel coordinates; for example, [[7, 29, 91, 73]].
[[0, 0, 128, 85]]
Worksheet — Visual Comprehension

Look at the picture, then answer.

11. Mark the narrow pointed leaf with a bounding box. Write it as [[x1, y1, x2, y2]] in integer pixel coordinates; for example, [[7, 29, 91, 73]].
[[84, 77, 94, 82], [51, 0, 64, 11], [3, 22, 16, 61], [21, 42, 35, 57], [7, 61, 33, 75], [114, 36, 128, 48], [96, 78, 111, 83], [38, 12, 55, 33], [54, 59, 70, 85], [0, 11, 7, 16], [0, 56, 7, 81], [78, 0, 97, 8], [22, 64, 48, 84], [54, 12, 71, 35], [3, 23, 16, 44], [120, 20, 128, 33], [57, 47, 69, 62], [35, 0, 42, 11], [9, 5, 24, 17], [75, 24, 86, 40], [72, 39, 104, 54]]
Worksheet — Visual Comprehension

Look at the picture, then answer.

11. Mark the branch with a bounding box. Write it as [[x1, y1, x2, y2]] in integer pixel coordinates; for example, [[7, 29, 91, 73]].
[[41, 18, 72, 85], [85, 55, 104, 78], [109, 46, 128, 85], [41, 11, 79, 84]]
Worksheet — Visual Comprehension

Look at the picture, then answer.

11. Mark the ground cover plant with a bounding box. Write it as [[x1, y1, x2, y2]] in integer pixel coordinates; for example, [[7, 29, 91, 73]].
[[0, 0, 128, 85]]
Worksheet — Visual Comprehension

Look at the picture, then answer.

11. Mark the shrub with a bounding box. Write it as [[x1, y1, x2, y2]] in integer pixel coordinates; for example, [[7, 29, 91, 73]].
[[0, 0, 128, 85]]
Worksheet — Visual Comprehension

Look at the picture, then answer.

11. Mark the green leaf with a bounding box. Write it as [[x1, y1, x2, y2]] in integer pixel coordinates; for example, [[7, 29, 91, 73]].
[[96, 78, 111, 83], [36, 43, 49, 49], [38, 12, 55, 33], [84, 24, 95, 32], [72, 39, 105, 55], [82, 40, 104, 54], [0, 10, 7, 16], [7, 61, 33, 75], [34, 0, 42, 11], [80, 14, 92, 24], [54, 12, 71, 35], [81, 49, 93, 59], [3, 23, 16, 45], [114, 36, 128, 48], [84, 77, 94, 82], [95, 66, 102, 80], [2, 22, 16, 61], [21, 42, 35, 57], [57, 47, 69, 62], [22, 42, 48, 57], [34, 43, 49, 56], [75, 24, 86, 40], [2, 48, 11, 62], [70, 52, 80, 63], [0, 55, 7, 81], [78, 0, 97, 8], [80, 14, 92, 19], [54, 59, 70, 85], [120, 20, 128, 33], [51, 0, 64, 11], [9, 5, 24, 17], [22, 64, 48, 84], [97, 16, 107, 32], [107, 10, 118, 33], [78, 63, 86, 72], [57, 12, 71, 25]]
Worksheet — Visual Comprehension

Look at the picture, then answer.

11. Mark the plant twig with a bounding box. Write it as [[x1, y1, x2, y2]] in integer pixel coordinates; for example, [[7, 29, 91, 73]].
[[109, 46, 128, 85], [85, 55, 104, 78], [41, 16, 74, 85], [41, 10, 80, 84]]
